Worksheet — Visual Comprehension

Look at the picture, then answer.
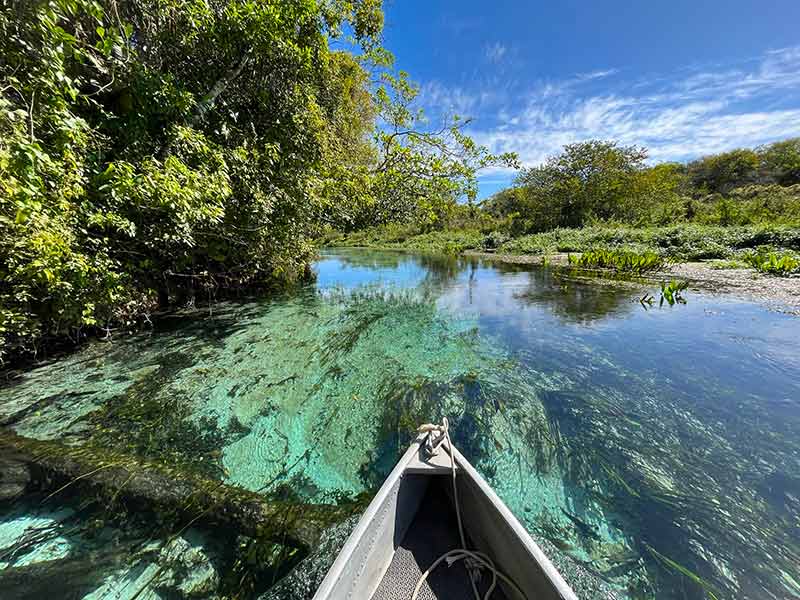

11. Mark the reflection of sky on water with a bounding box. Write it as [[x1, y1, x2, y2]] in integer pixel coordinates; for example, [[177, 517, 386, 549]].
[[315, 248, 429, 290], [318, 250, 800, 404]]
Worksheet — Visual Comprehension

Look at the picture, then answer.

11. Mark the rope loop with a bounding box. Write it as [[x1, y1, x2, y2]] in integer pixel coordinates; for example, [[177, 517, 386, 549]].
[[418, 417, 449, 457]]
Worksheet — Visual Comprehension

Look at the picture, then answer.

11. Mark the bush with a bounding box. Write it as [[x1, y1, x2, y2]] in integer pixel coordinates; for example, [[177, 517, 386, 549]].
[[500, 224, 800, 260], [0, 0, 386, 362], [481, 231, 511, 250]]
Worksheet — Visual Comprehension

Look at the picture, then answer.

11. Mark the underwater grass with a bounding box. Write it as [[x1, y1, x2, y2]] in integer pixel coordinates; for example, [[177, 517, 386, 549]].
[[643, 543, 720, 600], [5, 249, 800, 600]]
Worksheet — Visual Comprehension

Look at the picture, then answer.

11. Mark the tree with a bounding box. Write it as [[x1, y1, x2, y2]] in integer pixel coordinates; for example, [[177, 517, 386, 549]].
[[761, 138, 800, 186], [687, 148, 760, 194], [1, 0, 515, 360], [0, 0, 386, 360], [514, 140, 650, 230], [637, 163, 688, 225], [331, 68, 519, 231]]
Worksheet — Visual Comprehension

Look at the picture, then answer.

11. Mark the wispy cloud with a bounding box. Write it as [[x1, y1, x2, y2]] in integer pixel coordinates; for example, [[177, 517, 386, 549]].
[[418, 81, 479, 117], [576, 68, 619, 81], [419, 46, 800, 182], [484, 42, 507, 64]]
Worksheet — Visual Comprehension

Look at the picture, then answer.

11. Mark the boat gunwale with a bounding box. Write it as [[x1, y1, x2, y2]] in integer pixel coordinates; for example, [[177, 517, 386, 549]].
[[449, 443, 578, 600], [312, 436, 423, 599]]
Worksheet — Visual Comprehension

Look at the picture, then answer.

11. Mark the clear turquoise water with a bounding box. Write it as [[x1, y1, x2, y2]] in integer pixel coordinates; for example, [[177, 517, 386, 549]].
[[1, 248, 799, 599]]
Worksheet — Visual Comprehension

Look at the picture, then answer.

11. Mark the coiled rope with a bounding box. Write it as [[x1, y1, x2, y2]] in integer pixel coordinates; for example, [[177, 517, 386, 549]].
[[412, 419, 526, 600]]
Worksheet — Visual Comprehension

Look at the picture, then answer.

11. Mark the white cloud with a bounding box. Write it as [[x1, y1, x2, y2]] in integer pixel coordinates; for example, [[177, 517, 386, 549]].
[[576, 68, 619, 81], [484, 42, 507, 64], [419, 80, 479, 117], [421, 46, 800, 179]]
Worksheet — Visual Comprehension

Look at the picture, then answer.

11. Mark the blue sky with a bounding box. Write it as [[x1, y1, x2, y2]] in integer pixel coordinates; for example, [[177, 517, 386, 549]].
[[381, 0, 800, 199]]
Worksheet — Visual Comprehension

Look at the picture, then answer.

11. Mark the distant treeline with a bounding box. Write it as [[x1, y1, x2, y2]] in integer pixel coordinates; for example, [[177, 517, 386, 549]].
[[480, 138, 800, 234]]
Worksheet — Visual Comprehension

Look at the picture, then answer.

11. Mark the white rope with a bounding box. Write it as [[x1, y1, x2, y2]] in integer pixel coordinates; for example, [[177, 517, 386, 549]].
[[412, 419, 527, 600]]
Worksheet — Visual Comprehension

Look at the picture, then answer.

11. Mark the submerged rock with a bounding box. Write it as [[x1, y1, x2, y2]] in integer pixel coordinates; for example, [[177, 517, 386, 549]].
[[260, 515, 360, 600], [158, 531, 222, 598], [86, 529, 224, 600], [0, 457, 30, 501]]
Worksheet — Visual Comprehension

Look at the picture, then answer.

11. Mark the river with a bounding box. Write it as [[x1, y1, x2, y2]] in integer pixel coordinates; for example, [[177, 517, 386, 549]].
[[1, 248, 799, 599]]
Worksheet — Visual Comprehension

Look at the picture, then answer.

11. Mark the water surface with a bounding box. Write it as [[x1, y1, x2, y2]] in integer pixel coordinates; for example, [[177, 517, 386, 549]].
[[1, 248, 799, 600]]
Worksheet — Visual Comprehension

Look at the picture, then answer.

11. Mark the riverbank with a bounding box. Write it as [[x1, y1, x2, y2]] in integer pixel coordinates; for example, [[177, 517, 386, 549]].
[[323, 223, 800, 258], [463, 250, 800, 313], [322, 223, 800, 312]]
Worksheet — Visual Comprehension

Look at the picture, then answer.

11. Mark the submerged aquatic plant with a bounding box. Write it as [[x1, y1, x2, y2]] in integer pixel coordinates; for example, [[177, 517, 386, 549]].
[[568, 249, 668, 274]]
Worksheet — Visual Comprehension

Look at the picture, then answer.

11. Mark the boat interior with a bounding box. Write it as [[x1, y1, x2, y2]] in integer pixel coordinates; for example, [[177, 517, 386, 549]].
[[313, 438, 573, 600], [370, 474, 510, 600]]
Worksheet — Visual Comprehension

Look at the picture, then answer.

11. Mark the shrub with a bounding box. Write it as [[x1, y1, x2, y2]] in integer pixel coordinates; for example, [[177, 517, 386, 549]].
[[481, 231, 511, 250]]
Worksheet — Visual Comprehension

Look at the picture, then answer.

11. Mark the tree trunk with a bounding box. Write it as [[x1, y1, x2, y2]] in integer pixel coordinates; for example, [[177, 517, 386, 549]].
[[0, 430, 355, 549], [157, 50, 252, 161], [157, 286, 170, 309]]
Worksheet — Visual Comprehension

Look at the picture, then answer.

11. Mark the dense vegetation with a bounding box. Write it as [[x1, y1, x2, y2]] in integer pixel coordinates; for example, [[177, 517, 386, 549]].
[[327, 138, 800, 269], [0, 0, 512, 362]]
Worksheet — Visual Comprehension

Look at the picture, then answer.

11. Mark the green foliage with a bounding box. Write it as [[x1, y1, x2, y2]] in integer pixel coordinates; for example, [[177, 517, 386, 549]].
[[331, 222, 800, 269], [709, 259, 747, 270], [568, 249, 668, 274], [510, 140, 651, 232], [1, 0, 507, 361], [500, 224, 800, 260], [324, 223, 485, 254], [742, 248, 800, 276], [760, 138, 800, 186], [479, 139, 800, 237], [687, 148, 760, 194], [692, 184, 800, 226], [659, 280, 689, 306], [335, 69, 518, 231]]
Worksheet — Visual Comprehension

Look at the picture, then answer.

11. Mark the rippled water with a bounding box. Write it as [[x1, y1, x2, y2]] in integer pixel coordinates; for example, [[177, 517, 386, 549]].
[[1, 248, 799, 600]]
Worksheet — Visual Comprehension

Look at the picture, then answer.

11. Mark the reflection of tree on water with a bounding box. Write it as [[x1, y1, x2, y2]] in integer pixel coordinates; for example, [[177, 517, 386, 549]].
[[417, 253, 463, 288], [319, 248, 407, 270], [514, 267, 636, 323]]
